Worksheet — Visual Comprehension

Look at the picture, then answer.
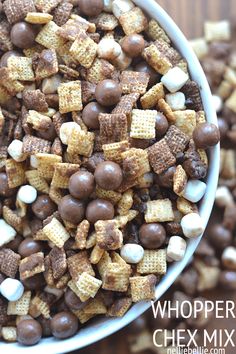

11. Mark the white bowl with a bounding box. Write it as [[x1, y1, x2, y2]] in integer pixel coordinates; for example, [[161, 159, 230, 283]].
[[2, 1, 220, 353]]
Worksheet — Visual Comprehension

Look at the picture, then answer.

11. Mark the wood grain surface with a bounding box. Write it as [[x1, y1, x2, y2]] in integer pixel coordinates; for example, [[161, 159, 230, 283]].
[[71, 2, 233, 353]]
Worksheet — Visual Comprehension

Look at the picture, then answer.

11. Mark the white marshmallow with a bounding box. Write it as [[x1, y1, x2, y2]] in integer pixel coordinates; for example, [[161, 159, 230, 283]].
[[120, 243, 144, 264], [97, 38, 122, 60], [215, 186, 234, 208], [0, 278, 24, 302], [17, 185, 37, 204], [7, 139, 26, 162], [167, 236, 187, 261], [112, 0, 135, 18], [59, 122, 81, 145], [30, 155, 38, 169], [222, 246, 236, 270], [183, 179, 207, 203], [104, 0, 114, 12], [111, 49, 132, 70], [165, 92, 186, 111], [161, 67, 189, 93], [43, 108, 56, 117], [212, 94, 223, 113], [189, 38, 208, 60], [42, 74, 62, 94], [0, 219, 16, 247], [181, 213, 204, 238]]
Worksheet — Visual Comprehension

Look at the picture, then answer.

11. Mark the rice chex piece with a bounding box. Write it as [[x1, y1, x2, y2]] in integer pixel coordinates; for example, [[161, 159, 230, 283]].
[[58, 16, 94, 41], [119, 7, 148, 35], [146, 19, 170, 43], [121, 148, 150, 182], [19, 252, 45, 280], [95, 220, 123, 251], [117, 189, 133, 216], [22, 135, 51, 155], [107, 297, 132, 317], [181, 80, 203, 111], [34, 0, 61, 13], [86, 58, 115, 84], [102, 262, 131, 292], [32, 49, 58, 80], [7, 291, 31, 315], [99, 113, 128, 145], [83, 297, 107, 315], [155, 40, 182, 67], [130, 275, 157, 302], [25, 12, 53, 24], [173, 165, 187, 197], [0, 20, 13, 52], [120, 71, 149, 95], [67, 251, 95, 281], [140, 83, 165, 109], [26, 110, 51, 132], [36, 153, 62, 180], [76, 272, 102, 302], [137, 250, 167, 275], [102, 140, 130, 163], [0, 249, 21, 278], [97, 251, 112, 279], [94, 12, 118, 30], [36, 21, 65, 50], [0, 86, 11, 106], [29, 294, 50, 318], [112, 92, 140, 118], [23, 91, 49, 112], [1, 327, 17, 342], [173, 110, 196, 137], [148, 139, 176, 175], [0, 298, 8, 326], [51, 163, 80, 189], [90, 244, 104, 264], [74, 220, 90, 250], [143, 44, 172, 74], [70, 31, 98, 69], [3, 0, 36, 24], [164, 125, 190, 156], [72, 308, 95, 323], [5, 159, 26, 188], [8, 56, 35, 81], [53, 2, 73, 27], [58, 81, 82, 114], [157, 98, 176, 123], [145, 199, 174, 223], [25, 170, 49, 193], [49, 247, 67, 280], [95, 187, 122, 204], [177, 197, 198, 215], [130, 109, 156, 139], [67, 129, 94, 157], [43, 218, 70, 248], [0, 68, 24, 96], [3, 206, 23, 234]]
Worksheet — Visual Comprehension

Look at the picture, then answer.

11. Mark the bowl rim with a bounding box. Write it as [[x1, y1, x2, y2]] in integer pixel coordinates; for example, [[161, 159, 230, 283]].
[[1, 1, 220, 353]]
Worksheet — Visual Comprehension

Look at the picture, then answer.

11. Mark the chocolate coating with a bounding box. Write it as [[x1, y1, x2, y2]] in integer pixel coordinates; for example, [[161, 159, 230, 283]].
[[193, 123, 220, 148], [82, 102, 106, 129], [95, 161, 123, 191], [0, 50, 21, 68], [64, 289, 85, 311], [208, 224, 232, 250], [22, 273, 46, 291], [95, 80, 122, 107], [50, 311, 78, 339], [217, 117, 229, 139], [86, 198, 114, 224], [79, 0, 104, 16], [69, 171, 95, 199], [37, 121, 57, 141], [121, 34, 145, 58], [0, 173, 16, 197], [18, 238, 43, 258], [155, 166, 176, 189], [139, 223, 166, 249], [135, 61, 160, 87], [11, 22, 36, 49], [17, 319, 42, 346], [155, 112, 169, 137], [5, 234, 23, 252], [219, 271, 236, 290], [58, 195, 85, 224], [32, 195, 57, 220]]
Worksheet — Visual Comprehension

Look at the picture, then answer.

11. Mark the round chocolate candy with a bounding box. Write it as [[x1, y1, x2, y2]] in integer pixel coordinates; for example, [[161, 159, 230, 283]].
[[82, 102, 106, 130], [64, 289, 85, 311], [22, 273, 46, 291], [32, 194, 57, 220], [217, 117, 229, 139], [86, 198, 114, 224], [0, 50, 21, 68], [139, 223, 166, 249], [95, 80, 122, 107], [17, 319, 42, 346], [155, 112, 169, 137], [193, 123, 220, 149], [69, 171, 95, 199], [208, 224, 232, 250], [10, 22, 36, 49], [79, 0, 104, 16], [94, 161, 123, 191], [135, 61, 160, 87], [0, 173, 16, 197], [121, 34, 145, 58], [219, 271, 236, 290], [50, 311, 78, 339], [18, 238, 43, 258], [58, 195, 85, 224]]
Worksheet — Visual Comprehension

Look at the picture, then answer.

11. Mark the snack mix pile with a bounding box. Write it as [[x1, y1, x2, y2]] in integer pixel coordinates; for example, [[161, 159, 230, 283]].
[[0, 0, 219, 347]]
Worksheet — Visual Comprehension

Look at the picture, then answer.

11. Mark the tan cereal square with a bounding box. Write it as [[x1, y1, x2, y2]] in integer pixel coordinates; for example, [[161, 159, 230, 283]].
[[140, 83, 165, 109], [145, 199, 174, 223], [119, 7, 148, 35], [174, 110, 196, 137], [36, 21, 65, 50], [8, 56, 34, 81], [43, 217, 70, 248], [137, 249, 167, 275], [58, 81, 82, 114], [130, 109, 156, 139], [70, 32, 98, 69]]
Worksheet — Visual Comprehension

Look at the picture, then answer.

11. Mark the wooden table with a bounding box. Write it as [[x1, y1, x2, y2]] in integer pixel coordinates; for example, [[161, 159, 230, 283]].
[[72, 1, 235, 353]]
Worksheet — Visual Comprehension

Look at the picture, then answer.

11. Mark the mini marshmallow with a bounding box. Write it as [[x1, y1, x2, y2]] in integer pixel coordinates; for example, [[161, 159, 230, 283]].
[[181, 213, 204, 238], [0, 278, 24, 302], [165, 92, 186, 111], [167, 236, 187, 261], [17, 185, 37, 204], [161, 67, 189, 93], [120, 243, 144, 264], [212, 95, 223, 113], [111, 49, 132, 70], [189, 38, 208, 60], [43, 108, 56, 117], [215, 186, 234, 208], [7, 139, 27, 162], [30, 155, 38, 168], [42, 74, 62, 95], [204, 20, 231, 42], [222, 246, 236, 270], [104, 0, 114, 12], [97, 38, 122, 61], [59, 122, 81, 145], [0, 219, 17, 247], [183, 179, 207, 203], [112, 0, 135, 18]]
